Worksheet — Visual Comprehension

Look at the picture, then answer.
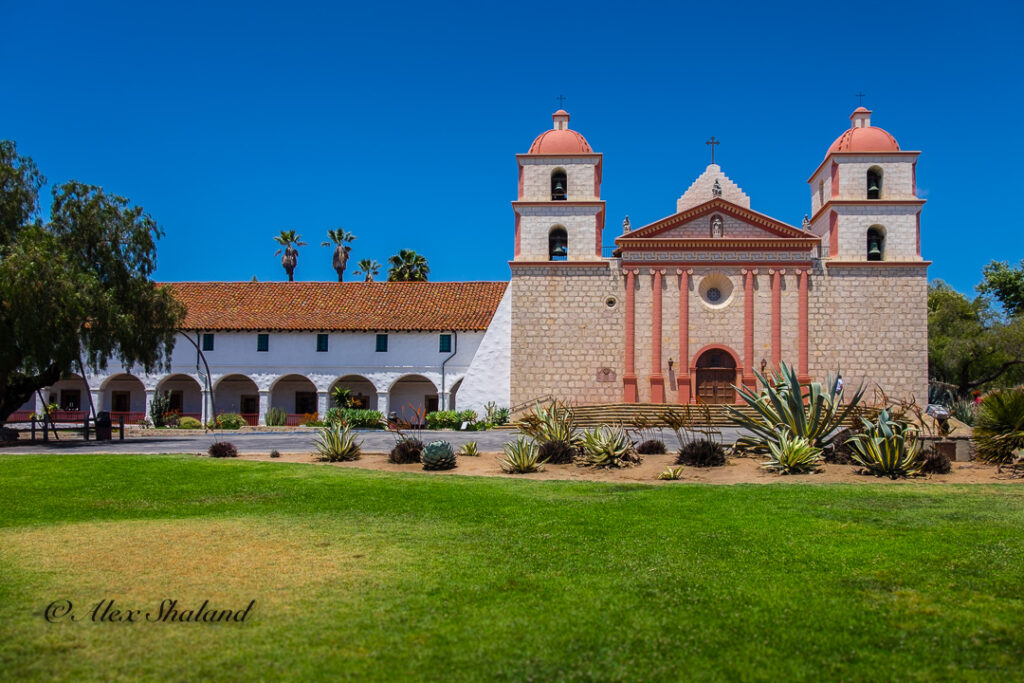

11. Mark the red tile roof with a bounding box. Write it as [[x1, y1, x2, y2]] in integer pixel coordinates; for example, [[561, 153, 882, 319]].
[[162, 281, 508, 332]]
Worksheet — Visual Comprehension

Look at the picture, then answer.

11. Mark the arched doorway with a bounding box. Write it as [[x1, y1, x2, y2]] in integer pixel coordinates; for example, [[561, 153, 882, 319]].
[[694, 348, 737, 404], [270, 374, 318, 425], [329, 375, 377, 411], [44, 373, 90, 421], [100, 373, 147, 423], [214, 374, 260, 426], [389, 375, 438, 425], [448, 378, 463, 411], [156, 374, 203, 421]]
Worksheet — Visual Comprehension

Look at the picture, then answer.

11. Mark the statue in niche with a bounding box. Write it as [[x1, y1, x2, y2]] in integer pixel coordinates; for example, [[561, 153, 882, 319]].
[[802, 214, 810, 231], [712, 179, 723, 198], [711, 215, 724, 238], [622, 215, 631, 233]]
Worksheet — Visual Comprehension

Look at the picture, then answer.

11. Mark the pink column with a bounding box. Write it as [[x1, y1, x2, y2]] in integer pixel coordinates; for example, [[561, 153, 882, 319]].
[[742, 269, 757, 391], [623, 269, 638, 403], [798, 269, 810, 383], [650, 269, 665, 403], [771, 269, 783, 369], [678, 269, 691, 403]]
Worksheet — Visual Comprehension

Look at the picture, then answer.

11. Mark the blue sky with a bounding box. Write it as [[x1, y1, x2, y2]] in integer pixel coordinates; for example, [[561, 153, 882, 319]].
[[4, 0, 1022, 295]]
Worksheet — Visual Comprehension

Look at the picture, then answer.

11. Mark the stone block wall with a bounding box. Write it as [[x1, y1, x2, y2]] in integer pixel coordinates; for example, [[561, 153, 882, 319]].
[[517, 205, 602, 261], [836, 156, 915, 199], [519, 156, 599, 201], [836, 207, 920, 261], [509, 262, 623, 407]]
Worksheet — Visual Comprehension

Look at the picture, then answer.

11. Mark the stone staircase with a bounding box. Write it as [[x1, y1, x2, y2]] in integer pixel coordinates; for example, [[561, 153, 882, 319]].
[[567, 403, 754, 427]]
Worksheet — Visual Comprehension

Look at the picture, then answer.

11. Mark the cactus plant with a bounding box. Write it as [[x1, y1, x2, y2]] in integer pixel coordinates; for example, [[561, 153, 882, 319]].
[[422, 440, 457, 470]]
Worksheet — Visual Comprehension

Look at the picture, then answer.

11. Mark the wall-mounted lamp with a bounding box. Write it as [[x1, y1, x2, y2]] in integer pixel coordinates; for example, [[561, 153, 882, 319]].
[[668, 358, 674, 370]]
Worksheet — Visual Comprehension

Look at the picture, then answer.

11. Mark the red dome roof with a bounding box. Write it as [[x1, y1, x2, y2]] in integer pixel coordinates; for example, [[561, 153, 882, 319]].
[[826, 107, 900, 155], [527, 110, 593, 154]]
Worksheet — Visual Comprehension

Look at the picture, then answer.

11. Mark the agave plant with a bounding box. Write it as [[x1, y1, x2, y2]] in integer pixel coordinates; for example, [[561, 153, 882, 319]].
[[972, 387, 1024, 467], [761, 431, 823, 474], [579, 425, 639, 468], [728, 362, 865, 454], [517, 400, 580, 446], [458, 441, 480, 457], [313, 423, 361, 462], [657, 465, 686, 480], [498, 437, 544, 474], [846, 409, 922, 479], [422, 440, 457, 471], [949, 398, 977, 427]]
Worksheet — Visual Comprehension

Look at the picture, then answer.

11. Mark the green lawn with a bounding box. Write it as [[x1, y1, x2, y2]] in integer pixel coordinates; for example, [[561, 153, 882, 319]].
[[1, 454, 1022, 680]]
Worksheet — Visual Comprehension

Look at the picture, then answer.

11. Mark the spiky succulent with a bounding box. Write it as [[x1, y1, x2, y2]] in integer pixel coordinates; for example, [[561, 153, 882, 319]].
[[658, 465, 686, 480], [498, 437, 544, 474], [761, 431, 823, 474], [579, 426, 639, 468], [846, 409, 922, 479], [422, 440, 457, 471], [457, 441, 479, 457], [313, 423, 361, 462]]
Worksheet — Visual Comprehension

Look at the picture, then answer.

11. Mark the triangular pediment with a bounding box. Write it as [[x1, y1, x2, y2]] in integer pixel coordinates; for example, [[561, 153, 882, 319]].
[[616, 198, 812, 245]]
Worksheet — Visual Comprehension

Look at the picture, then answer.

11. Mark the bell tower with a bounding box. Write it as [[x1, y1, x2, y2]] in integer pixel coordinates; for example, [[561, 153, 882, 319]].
[[512, 110, 605, 262], [807, 107, 925, 262]]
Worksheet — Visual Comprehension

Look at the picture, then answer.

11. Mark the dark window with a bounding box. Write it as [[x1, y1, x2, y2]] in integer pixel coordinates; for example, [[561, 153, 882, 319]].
[[551, 170, 567, 200], [169, 391, 184, 413], [202, 333, 214, 351], [60, 390, 81, 411], [316, 334, 328, 352], [257, 334, 269, 352], [295, 392, 317, 414], [439, 334, 452, 353], [376, 334, 388, 352], [112, 391, 131, 412], [549, 227, 568, 261]]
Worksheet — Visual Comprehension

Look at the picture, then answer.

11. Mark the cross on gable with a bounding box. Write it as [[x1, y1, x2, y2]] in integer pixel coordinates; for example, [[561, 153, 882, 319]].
[[705, 136, 719, 164]]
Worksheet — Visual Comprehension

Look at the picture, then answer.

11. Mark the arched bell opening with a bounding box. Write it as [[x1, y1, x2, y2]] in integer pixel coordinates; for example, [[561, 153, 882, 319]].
[[867, 166, 883, 200], [551, 169, 567, 200], [549, 226, 568, 261], [867, 225, 885, 261]]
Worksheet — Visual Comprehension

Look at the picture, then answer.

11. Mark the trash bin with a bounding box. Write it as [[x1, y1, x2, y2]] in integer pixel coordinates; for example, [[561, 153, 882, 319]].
[[95, 412, 112, 441]]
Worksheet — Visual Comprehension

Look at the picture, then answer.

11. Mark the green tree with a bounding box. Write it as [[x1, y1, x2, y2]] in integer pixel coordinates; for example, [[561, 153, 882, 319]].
[[386, 249, 429, 282], [977, 259, 1024, 317], [353, 258, 381, 282], [273, 230, 306, 282], [321, 228, 355, 282], [0, 140, 185, 423], [928, 280, 1024, 396]]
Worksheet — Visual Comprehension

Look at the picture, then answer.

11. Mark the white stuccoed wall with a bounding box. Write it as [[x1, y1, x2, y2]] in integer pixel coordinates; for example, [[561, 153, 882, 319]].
[[456, 287, 511, 413]]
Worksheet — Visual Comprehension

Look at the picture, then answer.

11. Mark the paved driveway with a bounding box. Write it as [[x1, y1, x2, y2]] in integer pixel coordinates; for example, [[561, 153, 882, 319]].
[[2, 427, 745, 454]]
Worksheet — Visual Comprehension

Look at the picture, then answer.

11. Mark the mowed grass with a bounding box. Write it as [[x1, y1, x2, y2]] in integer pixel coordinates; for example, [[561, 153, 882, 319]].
[[1, 455, 1023, 681]]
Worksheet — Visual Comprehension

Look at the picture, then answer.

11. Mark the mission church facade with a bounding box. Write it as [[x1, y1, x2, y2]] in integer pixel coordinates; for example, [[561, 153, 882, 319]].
[[15, 107, 928, 425]]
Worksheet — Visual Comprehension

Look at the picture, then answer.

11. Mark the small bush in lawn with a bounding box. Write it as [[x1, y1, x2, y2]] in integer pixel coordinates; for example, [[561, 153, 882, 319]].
[[458, 441, 479, 456], [921, 448, 952, 474], [498, 437, 544, 474], [389, 437, 423, 464], [676, 439, 727, 467], [313, 423, 361, 462], [539, 439, 578, 464], [178, 416, 202, 430], [658, 465, 685, 480], [215, 413, 247, 430], [265, 407, 287, 427], [636, 439, 667, 455], [269, 449, 281, 458], [208, 441, 238, 458]]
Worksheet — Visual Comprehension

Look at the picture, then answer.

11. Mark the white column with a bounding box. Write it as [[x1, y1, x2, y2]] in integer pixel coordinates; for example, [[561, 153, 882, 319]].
[[317, 390, 329, 418], [144, 390, 155, 421], [35, 393, 46, 415], [376, 391, 389, 417], [258, 390, 270, 426], [89, 390, 101, 417], [440, 391, 451, 411]]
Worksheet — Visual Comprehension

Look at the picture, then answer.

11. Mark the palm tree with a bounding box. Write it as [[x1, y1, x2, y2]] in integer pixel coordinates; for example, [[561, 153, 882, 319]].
[[387, 249, 430, 282], [353, 258, 382, 282], [273, 230, 307, 282], [321, 228, 356, 282]]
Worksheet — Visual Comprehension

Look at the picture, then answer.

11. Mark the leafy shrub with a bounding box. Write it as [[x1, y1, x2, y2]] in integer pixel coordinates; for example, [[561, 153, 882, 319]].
[[761, 432, 823, 474], [973, 388, 1024, 466], [389, 437, 423, 464], [149, 391, 172, 428], [342, 409, 385, 429], [422, 440, 457, 470], [636, 439, 666, 455], [301, 412, 322, 427], [676, 439, 727, 467], [178, 416, 202, 429], [658, 465, 685, 480], [920, 448, 952, 474], [163, 411, 180, 427], [458, 441, 479, 456], [728, 363, 865, 455], [265, 407, 287, 427], [949, 399, 977, 427], [847, 409, 922, 479], [498, 437, 544, 474], [324, 407, 344, 425], [313, 423, 361, 462], [579, 426, 640, 468], [539, 440, 578, 464], [425, 410, 459, 430], [214, 413, 247, 430], [485, 402, 510, 426], [269, 449, 281, 458], [208, 441, 238, 458]]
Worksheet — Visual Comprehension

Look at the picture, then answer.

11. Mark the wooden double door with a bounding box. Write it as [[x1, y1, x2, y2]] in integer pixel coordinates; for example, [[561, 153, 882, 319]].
[[694, 349, 737, 404]]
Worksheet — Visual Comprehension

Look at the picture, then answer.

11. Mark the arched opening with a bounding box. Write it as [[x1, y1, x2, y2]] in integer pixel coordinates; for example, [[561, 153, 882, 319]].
[[549, 226, 568, 261], [100, 373, 147, 424], [551, 169, 567, 200], [270, 374, 319, 425], [867, 167, 882, 199], [389, 374, 439, 426], [42, 373, 90, 422], [214, 374, 260, 425], [329, 375, 378, 411], [156, 374, 203, 421], [867, 226, 885, 261], [448, 378, 463, 411], [694, 348, 737, 405]]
